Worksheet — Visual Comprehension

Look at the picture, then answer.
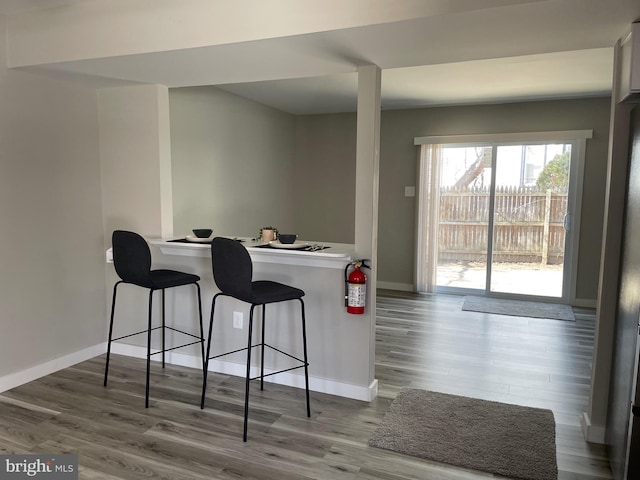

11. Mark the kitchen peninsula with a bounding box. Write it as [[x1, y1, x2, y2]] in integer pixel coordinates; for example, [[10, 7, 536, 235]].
[[145, 236, 378, 402], [153, 237, 354, 268]]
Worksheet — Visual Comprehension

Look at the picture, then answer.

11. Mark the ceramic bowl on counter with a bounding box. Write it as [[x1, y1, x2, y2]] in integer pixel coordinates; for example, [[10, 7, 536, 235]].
[[192, 228, 213, 238], [278, 234, 298, 244]]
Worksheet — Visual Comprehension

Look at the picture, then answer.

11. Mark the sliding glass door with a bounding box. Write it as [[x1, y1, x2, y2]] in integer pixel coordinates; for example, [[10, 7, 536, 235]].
[[434, 141, 573, 300]]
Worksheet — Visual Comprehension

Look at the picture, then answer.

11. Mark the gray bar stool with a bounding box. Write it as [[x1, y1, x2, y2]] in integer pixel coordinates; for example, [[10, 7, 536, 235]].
[[200, 237, 310, 441], [104, 230, 205, 407]]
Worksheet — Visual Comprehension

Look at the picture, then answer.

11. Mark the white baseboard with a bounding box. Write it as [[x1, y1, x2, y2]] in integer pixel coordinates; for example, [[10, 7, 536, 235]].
[[377, 281, 414, 292], [0, 341, 378, 402], [111, 343, 378, 402], [581, 412, 606, 444], [0, 343, 107, 394]]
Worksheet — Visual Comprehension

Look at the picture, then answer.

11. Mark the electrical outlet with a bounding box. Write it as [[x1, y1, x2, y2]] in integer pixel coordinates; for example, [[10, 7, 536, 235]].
[[233, 311, 243, 329]]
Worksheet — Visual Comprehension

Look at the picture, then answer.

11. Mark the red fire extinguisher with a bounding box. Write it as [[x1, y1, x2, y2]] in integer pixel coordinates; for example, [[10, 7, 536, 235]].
[[345, 260, 371, 314]]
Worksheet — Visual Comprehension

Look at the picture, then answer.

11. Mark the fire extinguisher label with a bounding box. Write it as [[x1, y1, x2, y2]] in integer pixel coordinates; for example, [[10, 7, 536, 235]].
[[348, 283, 366, 307]]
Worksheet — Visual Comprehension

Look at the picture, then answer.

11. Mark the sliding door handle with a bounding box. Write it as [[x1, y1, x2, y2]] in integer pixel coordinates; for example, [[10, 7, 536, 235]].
[[563, 213, 571, 232]]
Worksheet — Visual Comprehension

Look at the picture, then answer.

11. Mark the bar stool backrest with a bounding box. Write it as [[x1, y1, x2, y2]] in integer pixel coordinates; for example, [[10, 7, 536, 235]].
[[211, 237, 254, 302], [112, 230, 153, 288]]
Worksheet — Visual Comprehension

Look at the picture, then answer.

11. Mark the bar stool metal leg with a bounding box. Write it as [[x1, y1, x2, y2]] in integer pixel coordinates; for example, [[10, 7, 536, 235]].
[[300, 298, 311, 417], [201, 293, 220, 409], [161, 289, 166, 368], [104, 281, 122, 387], [196, 284, 205, 376], [244, 304, 257, 442], [260, 305, 266, 391], [146, 290, 154, 408]]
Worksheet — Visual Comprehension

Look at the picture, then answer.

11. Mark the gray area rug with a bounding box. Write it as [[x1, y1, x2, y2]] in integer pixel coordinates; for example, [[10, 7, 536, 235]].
[[462, 296, 575, 321], [369, 390, 558, 480]]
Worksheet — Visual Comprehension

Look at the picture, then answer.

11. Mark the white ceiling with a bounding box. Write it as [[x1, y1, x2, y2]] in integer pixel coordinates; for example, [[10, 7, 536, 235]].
[[218, 49, 614, 114], [1, 0, 638, 113]]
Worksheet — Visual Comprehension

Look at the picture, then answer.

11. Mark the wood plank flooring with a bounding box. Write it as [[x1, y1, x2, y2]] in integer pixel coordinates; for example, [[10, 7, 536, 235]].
[[0, 291, 612, 479]]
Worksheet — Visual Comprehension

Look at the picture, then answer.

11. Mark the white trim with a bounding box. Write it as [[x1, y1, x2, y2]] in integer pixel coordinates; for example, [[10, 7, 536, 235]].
[[111, 343, 378, 402], [377, 281, 414, 292], [581, 412, 606, 444], [414, 130, 593, 146], [0, 343, 106, 393]]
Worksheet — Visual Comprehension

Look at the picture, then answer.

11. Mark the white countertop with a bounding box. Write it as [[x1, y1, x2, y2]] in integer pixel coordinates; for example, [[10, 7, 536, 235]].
[[149, 236, 355, 269]]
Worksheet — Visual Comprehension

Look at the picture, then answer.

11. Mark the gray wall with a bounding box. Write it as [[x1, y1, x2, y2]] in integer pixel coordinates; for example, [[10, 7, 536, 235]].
[[170, 86, 297, 239], [0, 16, 106, 378], [293, 113, 357, 243]]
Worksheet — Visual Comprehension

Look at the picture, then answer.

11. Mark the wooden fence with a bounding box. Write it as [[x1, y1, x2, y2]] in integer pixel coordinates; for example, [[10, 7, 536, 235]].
[[438, 186, 567, 264]]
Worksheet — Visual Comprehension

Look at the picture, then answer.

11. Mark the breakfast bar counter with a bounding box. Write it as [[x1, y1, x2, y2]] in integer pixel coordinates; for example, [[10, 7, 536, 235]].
[[140, 236, 377, 402], [150, 237, 354, 269]]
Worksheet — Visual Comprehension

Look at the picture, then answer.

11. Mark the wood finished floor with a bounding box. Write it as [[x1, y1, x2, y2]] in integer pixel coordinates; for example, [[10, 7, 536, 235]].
[[0, 291, 611, 479]]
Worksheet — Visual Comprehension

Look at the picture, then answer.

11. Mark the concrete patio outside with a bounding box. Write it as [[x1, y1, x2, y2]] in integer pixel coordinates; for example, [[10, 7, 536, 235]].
[[437, 261, 564, 298]]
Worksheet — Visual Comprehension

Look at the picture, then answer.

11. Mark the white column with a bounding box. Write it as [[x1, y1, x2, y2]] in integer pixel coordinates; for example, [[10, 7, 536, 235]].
[[355, 64, 381, 385]]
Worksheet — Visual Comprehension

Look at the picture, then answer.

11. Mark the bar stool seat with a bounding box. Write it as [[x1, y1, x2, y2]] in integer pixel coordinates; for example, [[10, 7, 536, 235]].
[[200, 237, 310, 441], [104, 230, 205, 407]]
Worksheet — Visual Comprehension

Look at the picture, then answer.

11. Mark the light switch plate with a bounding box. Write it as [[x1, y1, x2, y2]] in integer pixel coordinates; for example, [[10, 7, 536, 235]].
[[405, 186, 416, 197]]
